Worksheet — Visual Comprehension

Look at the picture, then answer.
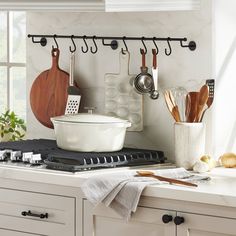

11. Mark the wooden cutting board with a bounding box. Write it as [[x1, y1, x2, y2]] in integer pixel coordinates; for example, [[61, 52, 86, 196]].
[[30, 48, 69, 129], [104, 51, 143, 131]]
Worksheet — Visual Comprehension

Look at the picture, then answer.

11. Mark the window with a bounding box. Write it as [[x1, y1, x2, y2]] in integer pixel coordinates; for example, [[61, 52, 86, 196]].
[[0, 11, 26, 120]]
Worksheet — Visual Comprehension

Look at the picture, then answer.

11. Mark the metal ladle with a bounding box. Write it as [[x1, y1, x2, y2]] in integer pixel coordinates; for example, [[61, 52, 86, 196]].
[[133, 49, 153, 94]]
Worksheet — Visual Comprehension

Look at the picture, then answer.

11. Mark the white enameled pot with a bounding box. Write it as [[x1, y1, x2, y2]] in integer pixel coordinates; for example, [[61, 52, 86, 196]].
[[51, 114, 131, 152]]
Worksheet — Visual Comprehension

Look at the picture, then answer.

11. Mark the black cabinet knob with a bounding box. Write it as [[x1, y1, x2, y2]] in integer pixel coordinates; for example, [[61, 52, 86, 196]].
[[162, 214, 173, 224], [174, 216, 185, 225]]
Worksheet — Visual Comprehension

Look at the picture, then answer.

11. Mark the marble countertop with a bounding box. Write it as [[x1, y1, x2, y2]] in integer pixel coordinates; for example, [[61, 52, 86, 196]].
[[0, 164, 235, 208]]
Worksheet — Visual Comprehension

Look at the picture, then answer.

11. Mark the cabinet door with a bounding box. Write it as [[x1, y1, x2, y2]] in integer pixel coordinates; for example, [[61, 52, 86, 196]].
[[84, 200, 176, 236], [0, 188, 75, 236], [0, 228, 40, 236], [177, 212, 236, 236]]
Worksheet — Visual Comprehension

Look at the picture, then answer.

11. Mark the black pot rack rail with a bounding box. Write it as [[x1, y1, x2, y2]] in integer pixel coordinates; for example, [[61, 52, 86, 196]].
[[27, 34, 197, 56]]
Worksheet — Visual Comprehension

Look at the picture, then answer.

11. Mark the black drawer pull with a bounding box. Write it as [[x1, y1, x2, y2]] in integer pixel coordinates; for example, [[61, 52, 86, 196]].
[[21, 210, 48, 219], [174, 216, 185, 225], [162, 214, 173, 224]]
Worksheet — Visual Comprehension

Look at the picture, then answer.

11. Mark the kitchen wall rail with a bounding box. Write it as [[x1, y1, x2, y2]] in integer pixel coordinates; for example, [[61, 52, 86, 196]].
[[27, 34, 197, 56]]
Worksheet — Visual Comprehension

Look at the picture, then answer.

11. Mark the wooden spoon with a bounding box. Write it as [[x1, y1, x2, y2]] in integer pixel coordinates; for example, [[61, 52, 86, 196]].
[[187, 92, 199, 122], [195, 85, 209, 122], [136, 170, 198, 187]]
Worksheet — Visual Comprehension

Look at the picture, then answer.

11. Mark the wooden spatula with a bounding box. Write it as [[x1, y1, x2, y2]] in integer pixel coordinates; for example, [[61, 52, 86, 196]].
[[195, 85, 209, 122], [164, 91, 181, 122], [136, 170, 198, 187]]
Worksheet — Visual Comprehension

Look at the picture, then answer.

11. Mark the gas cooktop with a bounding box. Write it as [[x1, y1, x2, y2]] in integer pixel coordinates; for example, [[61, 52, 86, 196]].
[[0, 139, 166, 172]]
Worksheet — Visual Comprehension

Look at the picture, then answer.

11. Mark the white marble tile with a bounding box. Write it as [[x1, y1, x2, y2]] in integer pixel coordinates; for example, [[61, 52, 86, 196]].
[[27, 2, 212, 161]]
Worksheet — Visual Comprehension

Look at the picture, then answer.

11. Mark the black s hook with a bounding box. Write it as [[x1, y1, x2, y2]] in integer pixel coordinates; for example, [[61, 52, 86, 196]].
[[140, 37, 147, 54], [121, 36, 128, 54], [81, 35, 89, 53], [69, 35, 76, 53], [52, 34, 59, 49], [165, 37, 172, 56], [152, 37, 159, 55], [90, 36, 98, 54]]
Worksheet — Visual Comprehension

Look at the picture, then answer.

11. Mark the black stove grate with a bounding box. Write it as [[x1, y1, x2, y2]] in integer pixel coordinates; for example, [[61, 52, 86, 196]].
[[0, 139, 166, 172]]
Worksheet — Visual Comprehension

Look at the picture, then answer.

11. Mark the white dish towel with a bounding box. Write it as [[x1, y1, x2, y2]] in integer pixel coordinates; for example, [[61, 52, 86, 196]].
[[81, 168, 209, 220]]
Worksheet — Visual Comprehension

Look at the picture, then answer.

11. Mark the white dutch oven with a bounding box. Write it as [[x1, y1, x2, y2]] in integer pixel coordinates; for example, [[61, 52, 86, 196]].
[[51, 114, 131, 152]]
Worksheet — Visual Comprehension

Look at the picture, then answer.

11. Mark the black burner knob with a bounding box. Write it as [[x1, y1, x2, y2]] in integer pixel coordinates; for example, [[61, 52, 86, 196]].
[[162, 214, 173, 224], [174, 216, 185, 225]]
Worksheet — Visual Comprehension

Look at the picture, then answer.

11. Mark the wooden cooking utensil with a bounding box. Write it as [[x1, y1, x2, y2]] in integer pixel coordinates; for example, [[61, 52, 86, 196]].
[[164, 91, 174, 114], [185, 93, 191, 122], [172, 106, 181, 122], [30, 48, 70, 128], [168, 90, 181, 122], [195, 85, 209, 122], [164, 91, 180, 122], [187, 92, 199, 122], [136, 170, 197, 187]]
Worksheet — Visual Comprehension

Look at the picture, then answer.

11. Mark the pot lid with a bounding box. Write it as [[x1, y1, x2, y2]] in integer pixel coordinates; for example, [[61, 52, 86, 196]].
[[51, 113, 131, 124]]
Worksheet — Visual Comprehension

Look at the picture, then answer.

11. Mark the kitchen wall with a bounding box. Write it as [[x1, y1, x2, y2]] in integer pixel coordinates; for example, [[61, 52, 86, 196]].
[[213, 0, 236, 157], [26, 0, 212, 162]]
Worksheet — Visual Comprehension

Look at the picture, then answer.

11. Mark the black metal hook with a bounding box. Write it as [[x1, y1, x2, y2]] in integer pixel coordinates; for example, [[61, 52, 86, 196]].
[[121, 36, 128, 54], [180, 39, 196, 51], [140, 37, 147, 54], [69, 35, 76, 53], [165, 37, 172, 56], [152, 37, 159, 55], [90, 36, 98, 54], [81, 35, 89, 53], [52, 34, 59, 49]]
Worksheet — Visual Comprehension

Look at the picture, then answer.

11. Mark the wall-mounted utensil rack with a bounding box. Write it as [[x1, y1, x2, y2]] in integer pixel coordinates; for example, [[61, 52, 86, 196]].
[[28, 34, 196, 56]]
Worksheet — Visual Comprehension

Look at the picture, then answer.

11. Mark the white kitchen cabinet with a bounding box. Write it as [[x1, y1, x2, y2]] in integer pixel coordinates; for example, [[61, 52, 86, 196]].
[[84, 200, 236, 236], [84, 200, 176, 236], [0, 188, 76, 236], [177, 212, 236, 236], [0, 0, 200, 11]]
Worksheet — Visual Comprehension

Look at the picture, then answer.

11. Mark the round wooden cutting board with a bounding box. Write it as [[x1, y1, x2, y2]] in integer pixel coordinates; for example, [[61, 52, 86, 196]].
[[30, 48, 69, 129]]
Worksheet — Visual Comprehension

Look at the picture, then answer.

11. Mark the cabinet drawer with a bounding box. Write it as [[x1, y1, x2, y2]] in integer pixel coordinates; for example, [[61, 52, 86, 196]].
[[0, 188, 75, 236]]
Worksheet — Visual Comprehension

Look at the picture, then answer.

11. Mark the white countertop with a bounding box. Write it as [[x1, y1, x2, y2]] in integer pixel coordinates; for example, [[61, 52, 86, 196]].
[[0, 164, 236, 208]]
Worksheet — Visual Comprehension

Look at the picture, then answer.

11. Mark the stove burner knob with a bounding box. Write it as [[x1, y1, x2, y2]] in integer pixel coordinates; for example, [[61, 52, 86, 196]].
[[0, 150, 8, 161], [10, 151, 22, 162], [22, 152, 33, 163], [30, 154, 42, 165]]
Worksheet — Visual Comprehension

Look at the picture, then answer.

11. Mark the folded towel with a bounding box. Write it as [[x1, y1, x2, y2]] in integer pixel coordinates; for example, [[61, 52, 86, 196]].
[[81, 168, 209, 220]]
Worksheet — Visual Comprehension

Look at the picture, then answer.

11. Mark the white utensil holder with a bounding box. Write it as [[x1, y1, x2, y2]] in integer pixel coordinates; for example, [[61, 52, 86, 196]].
[[174, 122, 206, 170]]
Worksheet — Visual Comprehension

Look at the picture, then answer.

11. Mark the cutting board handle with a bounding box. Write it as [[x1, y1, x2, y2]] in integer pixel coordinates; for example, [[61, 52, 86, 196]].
[[51, 48, 60, 69], [119, 51, 130, 76]]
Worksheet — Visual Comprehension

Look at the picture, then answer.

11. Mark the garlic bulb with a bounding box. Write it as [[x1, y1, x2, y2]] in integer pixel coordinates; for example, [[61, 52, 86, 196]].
[[193, 160, 209, 173]]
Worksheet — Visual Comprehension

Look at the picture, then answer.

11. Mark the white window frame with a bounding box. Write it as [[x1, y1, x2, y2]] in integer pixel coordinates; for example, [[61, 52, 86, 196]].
[[0, 11, 26, 111]]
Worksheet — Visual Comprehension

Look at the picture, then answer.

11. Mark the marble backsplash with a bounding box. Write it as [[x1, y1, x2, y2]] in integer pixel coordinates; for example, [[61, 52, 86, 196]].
[[26, 0, 212, 161]]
